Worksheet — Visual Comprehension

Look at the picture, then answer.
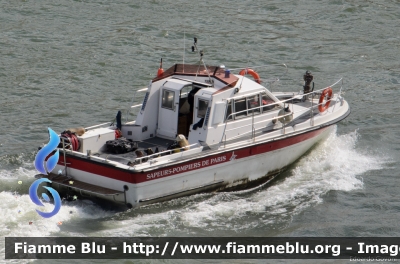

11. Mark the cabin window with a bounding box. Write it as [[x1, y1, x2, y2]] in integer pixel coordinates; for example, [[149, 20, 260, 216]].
[[180, 85, 192, 99], [197, 99, 209, 118], [234, 98, 247, 119], [225, 100, 233, 121], [162, 89, 175, 110], [247, 94, 261, 115], [178, 85, 193, 114], [224, 93, 280, 122], [261, 93, 279, 112]]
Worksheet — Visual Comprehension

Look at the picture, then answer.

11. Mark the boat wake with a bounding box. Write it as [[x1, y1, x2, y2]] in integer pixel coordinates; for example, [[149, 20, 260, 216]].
[[0, 160, 114, 239]]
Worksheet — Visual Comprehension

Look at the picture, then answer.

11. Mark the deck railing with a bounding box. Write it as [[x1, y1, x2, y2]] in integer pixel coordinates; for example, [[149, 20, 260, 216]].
[[220, 78, 344, 146], [132, 143, 201, 165], [104, 154, 135, 164]]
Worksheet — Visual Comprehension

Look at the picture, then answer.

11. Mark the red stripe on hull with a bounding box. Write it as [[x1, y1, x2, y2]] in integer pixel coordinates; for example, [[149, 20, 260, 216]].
[[58, 127, 329, 184]]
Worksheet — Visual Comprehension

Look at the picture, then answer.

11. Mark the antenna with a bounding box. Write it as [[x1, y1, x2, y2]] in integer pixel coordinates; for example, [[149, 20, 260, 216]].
[[238, 67, 246, 92], [239, 58, 250, 91], [191, 37, 213, 86], [183, 31, 185, 73]]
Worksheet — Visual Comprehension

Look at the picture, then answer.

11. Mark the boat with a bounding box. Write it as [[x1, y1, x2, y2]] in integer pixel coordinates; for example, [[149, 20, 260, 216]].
[[37, 40, 350, 209]]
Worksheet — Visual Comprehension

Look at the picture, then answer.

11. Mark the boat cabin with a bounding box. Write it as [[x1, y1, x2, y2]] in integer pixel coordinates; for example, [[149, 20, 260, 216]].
[[121, 64, 283, 147]]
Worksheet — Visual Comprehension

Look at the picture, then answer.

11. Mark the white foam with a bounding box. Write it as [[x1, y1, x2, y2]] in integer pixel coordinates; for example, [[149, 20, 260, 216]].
[[216, 129, 380, 219], [219, 128, 381, 222], [0, 167, 36, 181], [0, 192, 114, 238]]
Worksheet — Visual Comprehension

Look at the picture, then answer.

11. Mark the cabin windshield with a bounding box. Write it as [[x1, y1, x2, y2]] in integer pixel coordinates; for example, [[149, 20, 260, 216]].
[[261, 92, 281, 111]]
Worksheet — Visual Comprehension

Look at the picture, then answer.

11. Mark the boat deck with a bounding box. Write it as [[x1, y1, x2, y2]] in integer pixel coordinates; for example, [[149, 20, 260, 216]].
[[97, 136, 175, 165], [139, 137, 175, 150]]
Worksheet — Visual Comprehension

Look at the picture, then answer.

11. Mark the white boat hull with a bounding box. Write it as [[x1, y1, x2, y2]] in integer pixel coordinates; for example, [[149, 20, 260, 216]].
[[50, 125, 333, 208]]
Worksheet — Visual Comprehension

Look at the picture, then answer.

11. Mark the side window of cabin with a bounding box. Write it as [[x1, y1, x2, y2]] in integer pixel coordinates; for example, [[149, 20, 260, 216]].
[[197, 99, 209, 118], [225, 93, 279, 122], [225, 100, 233, 121], [234, 98, 247, 119], [247, 94, 260, 115], [162, 89, 175, 110]]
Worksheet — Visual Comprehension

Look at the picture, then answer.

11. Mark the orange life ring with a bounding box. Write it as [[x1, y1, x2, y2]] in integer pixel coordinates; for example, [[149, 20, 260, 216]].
[[239, 68, 261, 84], [318, 87, 333, 112]]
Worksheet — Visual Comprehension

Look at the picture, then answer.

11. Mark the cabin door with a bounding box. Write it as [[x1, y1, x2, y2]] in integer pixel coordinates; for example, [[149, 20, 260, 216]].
[[157, 79, 192, 139]]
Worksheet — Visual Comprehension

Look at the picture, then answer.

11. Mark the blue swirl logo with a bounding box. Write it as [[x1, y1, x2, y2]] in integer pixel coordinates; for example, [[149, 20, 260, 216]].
[[31, 128, 62, 218], [34, 128, 60, 175], [29, 178, 61, 218]]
